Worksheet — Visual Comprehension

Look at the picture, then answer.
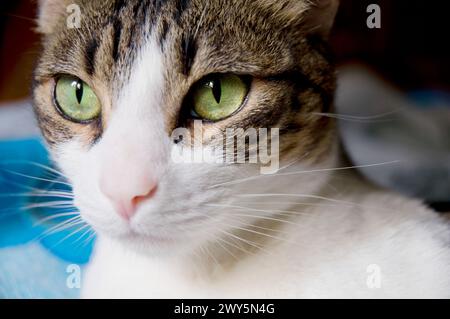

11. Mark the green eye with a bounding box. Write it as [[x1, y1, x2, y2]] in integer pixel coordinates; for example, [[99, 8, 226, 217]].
[[54, 76, 101, 122], [191, 74, 249, 121]]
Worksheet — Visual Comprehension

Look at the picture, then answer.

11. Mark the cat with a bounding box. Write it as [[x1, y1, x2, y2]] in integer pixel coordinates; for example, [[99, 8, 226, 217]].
[[32, 0, 450, 298]]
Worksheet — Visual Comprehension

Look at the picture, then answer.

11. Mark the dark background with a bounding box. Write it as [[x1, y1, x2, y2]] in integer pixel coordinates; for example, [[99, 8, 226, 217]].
[[0, 0, 449, 101], [332, 0, 450, 91]]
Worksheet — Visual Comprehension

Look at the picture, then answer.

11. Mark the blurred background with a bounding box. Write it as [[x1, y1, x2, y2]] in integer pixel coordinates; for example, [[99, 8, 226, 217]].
[[0, 0, 449, 298]]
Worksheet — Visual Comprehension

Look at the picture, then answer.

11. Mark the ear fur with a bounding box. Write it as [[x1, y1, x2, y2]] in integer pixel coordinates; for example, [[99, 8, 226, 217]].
[[305, 0, 340, 38], [36, 0, 71, 34], [258, 0, 340, 38]]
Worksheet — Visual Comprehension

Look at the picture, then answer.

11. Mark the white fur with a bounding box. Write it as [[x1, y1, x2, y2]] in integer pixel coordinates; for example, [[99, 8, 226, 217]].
[[53, 36, 450, 298], [81, 175, 450, 298]]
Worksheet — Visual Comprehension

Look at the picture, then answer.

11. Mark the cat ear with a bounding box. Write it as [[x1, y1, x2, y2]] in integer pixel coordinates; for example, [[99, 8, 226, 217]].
[[36, 0, 70, 34], [259, 0, 339, 38], [303, 0, 340, 38]]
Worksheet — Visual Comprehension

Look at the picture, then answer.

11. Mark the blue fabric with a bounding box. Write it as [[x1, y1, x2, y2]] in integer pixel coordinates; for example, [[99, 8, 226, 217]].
[[0, 138, 95, 298]]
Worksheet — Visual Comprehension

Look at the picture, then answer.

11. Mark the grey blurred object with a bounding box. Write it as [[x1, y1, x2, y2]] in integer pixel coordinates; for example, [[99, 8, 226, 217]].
[[0, 100, 40, 139], [336, 65, 450, 203]]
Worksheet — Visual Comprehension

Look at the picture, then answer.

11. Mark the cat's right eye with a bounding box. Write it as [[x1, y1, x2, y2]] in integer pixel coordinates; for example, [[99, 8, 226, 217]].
[[189, 74, 250, 122], [54, 76, 101, 123]]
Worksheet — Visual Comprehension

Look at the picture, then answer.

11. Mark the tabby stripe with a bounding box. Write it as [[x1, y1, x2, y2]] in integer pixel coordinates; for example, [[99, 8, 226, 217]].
[[159, 19, 170, 48], [181, 34, 197, 76], [267, 71, 333, 112], [174, 0, 190, 24], [85, 38, 99, 76], [113, 0, 127, 15], [133, 0, 150, 22], [155, 0, 168, 12], [112, 19, 123, 62]]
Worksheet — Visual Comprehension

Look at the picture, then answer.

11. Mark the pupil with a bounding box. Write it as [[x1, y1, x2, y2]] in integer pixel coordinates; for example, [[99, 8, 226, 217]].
[[211, 78, 221, 104], [74, 80, 83, 104]]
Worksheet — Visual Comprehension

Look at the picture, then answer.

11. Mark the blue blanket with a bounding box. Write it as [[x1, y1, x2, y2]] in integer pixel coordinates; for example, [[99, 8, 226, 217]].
[[0, 138, 95, 298]]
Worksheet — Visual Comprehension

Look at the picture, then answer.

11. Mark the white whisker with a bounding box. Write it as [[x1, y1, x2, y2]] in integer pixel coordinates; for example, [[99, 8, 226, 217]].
[[0, 160, 68, 179], [221, 220, 295, 245], [34, 212, 80, 225], [218, 228, 270, 255], [311, 110, 400, 122], [1, 168, 72, 187], [209, 161, 401, 188], [36, 216, 83, 239], [205, 203, 307, 218], [53, 224, 92, 247]]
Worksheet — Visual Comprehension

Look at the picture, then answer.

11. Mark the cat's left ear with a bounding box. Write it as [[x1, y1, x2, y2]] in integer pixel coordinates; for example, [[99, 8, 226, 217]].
[[36, 0, 71, 34]]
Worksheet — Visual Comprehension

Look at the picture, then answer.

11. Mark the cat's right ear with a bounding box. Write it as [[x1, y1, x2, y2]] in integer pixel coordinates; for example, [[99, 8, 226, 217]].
[[258, 0, 340, 38], [36, 0, 70, 34], [302, 0, 340, 38]]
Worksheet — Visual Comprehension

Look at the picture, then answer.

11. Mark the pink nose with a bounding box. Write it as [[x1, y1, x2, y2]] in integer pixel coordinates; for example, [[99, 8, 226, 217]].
[[100, 177, 158, 220]]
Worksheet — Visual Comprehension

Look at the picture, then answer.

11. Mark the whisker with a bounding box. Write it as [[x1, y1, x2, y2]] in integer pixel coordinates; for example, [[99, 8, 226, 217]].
[[235, 200, 347, 208], [0, 160, 68, 178], [35, 216, 83, 240], [1, 169, 72, 187], [225, 222, 296, 246], [0, 176, 46, 193], [311, 110, 400, 122], [224, 235, 253, 255], [228, 212, 300, 227], [202, 204, 300, 231], [236, 193, 397, 213], [53, 224, 92, 247], [73, 227, 94, 244], [204, 227, 253, 259], [0, 192, 74, 200], [209, 161, 401, 188], [2, 13, 36, 22], [199, 245, 220, 267], [19, 200, 74, 210], [218, 228, 270, 255], [81, 230, 97, 247], [205, 203, 307, 219], [0, 201, 75, 216], [197, 213, 265, 256], [39, 220, 86, 240], [34, 212, 80, 226], [231, 217, 289, 235], [213, 236, 239, 260]]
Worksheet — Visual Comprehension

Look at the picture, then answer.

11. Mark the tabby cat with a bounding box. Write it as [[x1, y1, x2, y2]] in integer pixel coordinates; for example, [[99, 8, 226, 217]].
[[33, 0, 450, 298]]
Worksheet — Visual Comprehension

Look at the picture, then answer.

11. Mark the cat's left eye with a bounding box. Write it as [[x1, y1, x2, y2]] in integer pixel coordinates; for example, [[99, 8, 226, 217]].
[[54, 76, 101, 123]]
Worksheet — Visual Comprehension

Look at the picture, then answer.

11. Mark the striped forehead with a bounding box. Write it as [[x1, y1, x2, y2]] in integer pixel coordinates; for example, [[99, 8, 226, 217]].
[[59, 0, 302, 85], [77, 0, 197, 85]]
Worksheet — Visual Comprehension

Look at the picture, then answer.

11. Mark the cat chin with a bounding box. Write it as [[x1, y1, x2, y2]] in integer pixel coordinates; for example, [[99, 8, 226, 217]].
[[97, 229, 203, 258]]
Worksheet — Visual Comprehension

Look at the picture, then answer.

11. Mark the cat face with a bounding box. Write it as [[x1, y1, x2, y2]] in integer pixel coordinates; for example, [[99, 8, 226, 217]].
[[33, 0, 338, 255]]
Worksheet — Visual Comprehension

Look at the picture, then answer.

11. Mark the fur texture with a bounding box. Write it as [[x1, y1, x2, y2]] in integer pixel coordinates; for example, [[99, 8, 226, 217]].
[[32, 0, 450, 298]]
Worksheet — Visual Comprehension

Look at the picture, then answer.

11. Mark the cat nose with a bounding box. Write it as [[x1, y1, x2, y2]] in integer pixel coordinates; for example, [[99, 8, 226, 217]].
[[100, 176, 158, 220]]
